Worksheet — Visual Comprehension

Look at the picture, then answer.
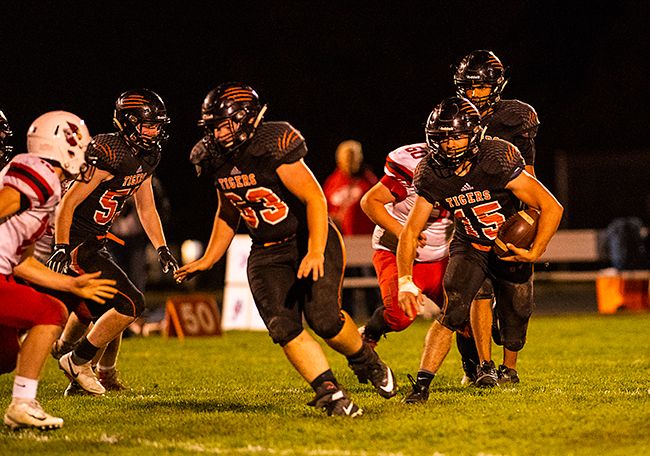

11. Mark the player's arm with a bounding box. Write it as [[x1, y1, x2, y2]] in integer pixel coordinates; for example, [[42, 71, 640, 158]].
[[396, 195, 433, 318], [277, 158, 327, 281], [14, 256, 117, 304], [503, 171, 563, 262], [47, 168, 113, 273], [0, 186, 23, 219], [174, 190, 239, 283], [54, 168, 112, 244], [360, 181, 402, 236], [134, 176, 167, 249], [134, 176, 181, 275]]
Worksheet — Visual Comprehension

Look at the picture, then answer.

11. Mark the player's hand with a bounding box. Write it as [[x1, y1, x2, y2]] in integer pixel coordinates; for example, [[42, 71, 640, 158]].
[[397, 276, 422, 319], [174, 258, 210, 283], [157, 246, 179, 274], [297, 251, 324, 281], [417, 232, 427, 248], [69, 271, 117, 304], [47, 244, 71, 273], [499, 243, 540, 263]]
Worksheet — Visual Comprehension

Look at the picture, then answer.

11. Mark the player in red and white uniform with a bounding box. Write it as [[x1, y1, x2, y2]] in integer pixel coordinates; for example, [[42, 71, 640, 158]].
[[360, 143, 453, 346], [0, 111, 117, 430]]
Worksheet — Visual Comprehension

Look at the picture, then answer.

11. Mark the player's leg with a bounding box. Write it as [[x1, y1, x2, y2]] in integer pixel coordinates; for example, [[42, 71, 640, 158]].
[[361, 250, 415, 346], [492, 269, 534, 384], [59, 241, 143, 395], [97, 332, 127, 390], [405, 245, 492, 402], [247, 241, 361, 417], [305, 225, 396, 399], [1, 278, 67, 430]]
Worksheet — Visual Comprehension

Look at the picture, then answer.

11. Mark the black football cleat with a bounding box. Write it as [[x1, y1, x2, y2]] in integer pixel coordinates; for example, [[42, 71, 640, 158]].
[[308, 381, 363, 417], [349, 350, 397, 399], [403, 374, 429, 404], [475, 360, 499, 388], [497, 364, 520, 385]]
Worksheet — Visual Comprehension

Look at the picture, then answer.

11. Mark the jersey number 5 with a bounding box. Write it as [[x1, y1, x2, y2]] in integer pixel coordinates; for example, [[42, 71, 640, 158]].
[[94, 188, 133, 225]]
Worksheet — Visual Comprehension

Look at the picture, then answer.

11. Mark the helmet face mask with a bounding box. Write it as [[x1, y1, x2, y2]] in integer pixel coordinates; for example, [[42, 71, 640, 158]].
[[198, 82, 266, 156], [425, 97, 483, 176], [26, 111, 91, 179], [0, 110, 14, 168], [454, 50, 507, 111], [114, 89, 170, 152]]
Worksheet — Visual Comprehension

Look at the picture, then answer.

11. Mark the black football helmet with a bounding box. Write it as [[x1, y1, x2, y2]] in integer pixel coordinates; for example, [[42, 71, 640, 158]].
[[198, 82, 267, 155], [425, 97, 483, 175], [453, 50, 508, 111], [0, 110, 14, 168], [113, 89, 170, 152]]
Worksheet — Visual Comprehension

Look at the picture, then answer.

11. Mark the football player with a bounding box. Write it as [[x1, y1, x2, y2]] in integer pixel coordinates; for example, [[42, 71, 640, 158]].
[[453, 50, 541, 385], [399, 97, 562, 403], [175, 82, 396, 417], [1, 111, 117, 430], [47, 89, 179, 396], [358, 143, 453, 347]]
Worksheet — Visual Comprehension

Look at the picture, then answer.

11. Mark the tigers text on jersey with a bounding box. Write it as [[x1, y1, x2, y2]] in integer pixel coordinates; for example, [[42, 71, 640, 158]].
[[70, 133, 160, 242], [414, 138, 525, 247], [483, 99, 539, 166], [193, 121, 308, 245], [371, 143, 453, 262], [0, 154, 61, 274]]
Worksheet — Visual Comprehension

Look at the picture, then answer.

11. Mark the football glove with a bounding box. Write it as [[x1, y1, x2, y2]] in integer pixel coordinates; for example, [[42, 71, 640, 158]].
[[47, 244, 72, 274], [157, 246, 179, 274]]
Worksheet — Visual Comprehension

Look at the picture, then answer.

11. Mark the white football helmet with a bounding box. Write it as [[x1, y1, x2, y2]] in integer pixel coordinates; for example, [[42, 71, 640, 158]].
[[27, 111, 91, 177]]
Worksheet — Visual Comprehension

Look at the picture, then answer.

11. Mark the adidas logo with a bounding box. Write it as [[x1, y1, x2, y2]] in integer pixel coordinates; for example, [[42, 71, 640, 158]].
[[461, 183, 474, 191], [230, 166, 241, 175], [136, 165, 143, 173]]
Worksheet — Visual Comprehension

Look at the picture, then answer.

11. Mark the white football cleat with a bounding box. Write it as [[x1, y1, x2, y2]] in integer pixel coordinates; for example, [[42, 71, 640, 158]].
[[4, 400, 63, 430], [58, 352, 105, 396]]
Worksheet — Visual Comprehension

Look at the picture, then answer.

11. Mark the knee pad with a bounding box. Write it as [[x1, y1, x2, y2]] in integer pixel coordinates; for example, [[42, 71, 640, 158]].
[[113, 289, 145, 317], [475, 279, 494, 300], [495, 278, 534, 352], [440, 289, 471, 332], [267, 316, 303, 346], [308, 310, 345, 340]]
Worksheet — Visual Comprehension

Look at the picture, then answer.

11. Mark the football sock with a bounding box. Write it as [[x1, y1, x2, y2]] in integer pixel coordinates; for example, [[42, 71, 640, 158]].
[[72, 337, 100, 365], [416, 370, 435, 388], [310, 369, 338, 392], [364, 306, 391, 341], [12, 376, 38, 400], [346, 342, 374, 365]]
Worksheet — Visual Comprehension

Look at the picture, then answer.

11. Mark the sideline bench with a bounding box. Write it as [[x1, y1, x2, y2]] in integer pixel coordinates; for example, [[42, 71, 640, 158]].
[[342, 229, 603, 287]]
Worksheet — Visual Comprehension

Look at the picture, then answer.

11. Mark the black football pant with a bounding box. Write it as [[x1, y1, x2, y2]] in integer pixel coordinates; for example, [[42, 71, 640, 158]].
[[70, 237, 145, 319], [442, 240, 534, 352], [247, 224, 346, 346]]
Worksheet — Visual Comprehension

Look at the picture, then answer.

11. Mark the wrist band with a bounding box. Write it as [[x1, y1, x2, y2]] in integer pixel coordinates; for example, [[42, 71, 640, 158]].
[[398, 275, 419, 296]]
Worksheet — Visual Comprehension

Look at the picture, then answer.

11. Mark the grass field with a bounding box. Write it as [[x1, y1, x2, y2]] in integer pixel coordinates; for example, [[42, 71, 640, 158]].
[[1, 312, 649, 455]]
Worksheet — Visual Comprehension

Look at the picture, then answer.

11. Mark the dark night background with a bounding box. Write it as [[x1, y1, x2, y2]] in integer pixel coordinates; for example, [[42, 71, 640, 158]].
[[2, 2, 649, 246]]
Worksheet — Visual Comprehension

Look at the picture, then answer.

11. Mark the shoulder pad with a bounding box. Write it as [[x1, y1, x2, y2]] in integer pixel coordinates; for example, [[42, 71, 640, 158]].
[[87, 133, 126, 173], [479, 138, 524, 176], [251, 121, 306, 161], [494, 99, 540, 132]]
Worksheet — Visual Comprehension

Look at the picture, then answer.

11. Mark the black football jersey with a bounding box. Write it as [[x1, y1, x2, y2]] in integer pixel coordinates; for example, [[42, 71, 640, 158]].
[[71, 133, 161, 240], [194, 121, 308, 244], [482, 99, 539, 166], [414, 138, 525, 246]]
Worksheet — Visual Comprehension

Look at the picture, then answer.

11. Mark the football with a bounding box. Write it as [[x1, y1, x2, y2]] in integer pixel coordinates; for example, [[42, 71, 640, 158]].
[[493, 208, 540, 257]]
